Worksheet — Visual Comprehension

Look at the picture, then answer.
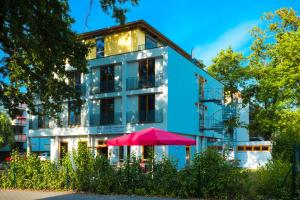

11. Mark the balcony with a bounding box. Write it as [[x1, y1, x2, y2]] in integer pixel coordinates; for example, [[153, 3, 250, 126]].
[[14, 134, 27, 142], [90, 112, 122, 126], [199, 88, 223, 105], [75, 84, 86, 96], [90, 80, 122, 95], [126, 109, 163, 124], [126, 73, 163, 90], [12, 116, 27, 126]]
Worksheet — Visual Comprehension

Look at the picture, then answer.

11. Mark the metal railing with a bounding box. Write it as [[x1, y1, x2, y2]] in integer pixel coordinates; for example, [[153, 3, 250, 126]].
[[90, 112, 122, 126], [199, 88, 223, 103], [126, 73, 163, 90], [90, 80, 122, 94], [126, 109, 163, 124]]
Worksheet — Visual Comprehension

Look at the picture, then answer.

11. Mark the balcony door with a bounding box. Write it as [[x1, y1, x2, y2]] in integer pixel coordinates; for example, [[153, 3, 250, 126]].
[[100, 65, 114, 93], [139, 58, 155, 88], [100, 98, 114, 125], [139, 94, 155, 123]]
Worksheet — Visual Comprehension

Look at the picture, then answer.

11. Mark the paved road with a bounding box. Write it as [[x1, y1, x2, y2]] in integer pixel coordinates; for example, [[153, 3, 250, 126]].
[[0, 190, 180, 200]]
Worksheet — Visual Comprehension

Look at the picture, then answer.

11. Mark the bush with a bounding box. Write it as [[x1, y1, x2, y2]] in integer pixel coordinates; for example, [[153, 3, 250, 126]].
[[188, 149, 246, 199], [151, 157, 178, 196], [2, 148, 296, 199], [256, 158, 292, 199], [92, 156, 115, 194]]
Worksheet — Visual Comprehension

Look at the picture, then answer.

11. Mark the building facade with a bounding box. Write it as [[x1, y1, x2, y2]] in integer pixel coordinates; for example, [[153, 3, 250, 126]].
[[28, 20, 225, 168], [0, 104, 28, 160]]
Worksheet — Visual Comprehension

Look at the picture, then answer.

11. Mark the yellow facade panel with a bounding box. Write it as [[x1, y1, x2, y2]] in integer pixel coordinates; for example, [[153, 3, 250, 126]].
[[85, 38, 96, 60], [104, 28, 145, 56]]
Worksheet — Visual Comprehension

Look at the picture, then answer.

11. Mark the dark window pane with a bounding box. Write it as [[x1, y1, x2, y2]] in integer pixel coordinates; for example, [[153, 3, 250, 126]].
[[96, 38, 104, 57], [100, 98, 114, 125]]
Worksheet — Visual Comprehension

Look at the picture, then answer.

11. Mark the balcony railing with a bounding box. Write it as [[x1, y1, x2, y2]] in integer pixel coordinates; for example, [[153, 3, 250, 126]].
[[90, 80, 122, 95], [126, 109, 163, 124], [14, 134, 27, 142], [12, 117, 27, 126], [126, 73, 163, 90], [199, 88, 223, 104], [90, 112, 122, 126], [75, 84, 86, 96]]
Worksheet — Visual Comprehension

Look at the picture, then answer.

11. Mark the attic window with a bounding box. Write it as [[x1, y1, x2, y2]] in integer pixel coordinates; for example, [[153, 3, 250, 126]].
[[96, 37, 104, 57], [145, 35, 157, 49]]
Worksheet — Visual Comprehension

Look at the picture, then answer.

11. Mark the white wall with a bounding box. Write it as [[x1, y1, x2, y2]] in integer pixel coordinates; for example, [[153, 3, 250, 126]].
[[167, 47, 223, 137]]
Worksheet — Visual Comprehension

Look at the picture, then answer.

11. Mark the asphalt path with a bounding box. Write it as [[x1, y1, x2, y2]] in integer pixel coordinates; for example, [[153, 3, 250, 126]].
[[0, 190, 182, 200]]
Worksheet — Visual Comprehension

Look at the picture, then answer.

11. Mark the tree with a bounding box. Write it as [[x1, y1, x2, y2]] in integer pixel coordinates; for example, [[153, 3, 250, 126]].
[[207, 47, 245, 101], [0, 0, 138, 119], [207, 47, 245, 137], [0, 112, 14, 148], [243, 8, 300, 140]]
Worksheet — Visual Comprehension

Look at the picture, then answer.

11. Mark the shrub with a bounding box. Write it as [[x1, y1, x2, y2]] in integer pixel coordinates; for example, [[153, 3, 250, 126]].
[[151, 157, 178, 196], [92, 156, 115, 194], [256, 158, 292, 199], [189, 149, 246, 199]]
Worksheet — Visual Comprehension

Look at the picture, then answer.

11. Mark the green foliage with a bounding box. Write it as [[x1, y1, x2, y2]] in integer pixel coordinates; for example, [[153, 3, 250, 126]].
[[0, 112, 14, 148], [1, 148, 297, 199], [256, 158, 292, 199], [271, 110, 300, 162], [92, 156, 115, 194], [0, 0, 139, 119], [208, 47, 245, 101], [151, 158, 178, 196], [188, 149, 246, 199], [242, 8, 300, 139], [73, 142, 94, 191]]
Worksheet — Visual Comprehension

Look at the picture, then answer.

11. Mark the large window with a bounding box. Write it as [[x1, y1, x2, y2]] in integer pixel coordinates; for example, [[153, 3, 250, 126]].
[[100, 98, 114, 125], [68, 101, 81, 126], [100, 65, 114, 93], [139, 58, 155, 88], [37, 106, 49, 129], [69, 71, 82, 94], [96, 38, 104, 57], [142, 146, 154, 161], [145, 35, 157, 49], [139, 94, 155, 123]]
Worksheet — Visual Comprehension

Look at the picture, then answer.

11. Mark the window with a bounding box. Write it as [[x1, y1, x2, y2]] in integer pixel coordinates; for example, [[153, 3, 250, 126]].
[[139, 58, 155, 88], [68, 101, 81, 126], [253, 146, 261, 151], [119, 146, 124, 162], [97, 140, 108, 158], [237, 146, 244, 151], [37, 106, 49, 129], [69, 71, 82, 94], [100, 65, 114, 93], [262, 146, 270, 151], [100, 98, 114, 125], [127, 146, 131, 159], [186, 146, 191, 165], [245, 146, 252, 151], [78, 141, 88, 149], [96, 38, 104, 57], [143, 146, 154, 160], [145, 35, 157, 49], [139, 94, 155, 123], [60, 142, 68, 159]]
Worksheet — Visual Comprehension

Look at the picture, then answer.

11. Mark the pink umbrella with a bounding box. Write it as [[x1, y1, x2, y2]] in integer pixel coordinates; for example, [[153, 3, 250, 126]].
[[107, 127, 196, 146]]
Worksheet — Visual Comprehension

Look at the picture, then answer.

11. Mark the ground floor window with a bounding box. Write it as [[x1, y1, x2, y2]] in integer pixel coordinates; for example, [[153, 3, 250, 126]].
[[186, 146, 191, 165], [97, 140, 108, 158], [119, 146, 124, 162], [142, 146, 154, 161], [127, 146, 131, 159], [60, 142, 68, 159]]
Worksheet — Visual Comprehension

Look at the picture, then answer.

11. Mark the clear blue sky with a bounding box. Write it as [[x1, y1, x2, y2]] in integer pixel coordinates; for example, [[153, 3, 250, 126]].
[[69, 0, 299, 65]]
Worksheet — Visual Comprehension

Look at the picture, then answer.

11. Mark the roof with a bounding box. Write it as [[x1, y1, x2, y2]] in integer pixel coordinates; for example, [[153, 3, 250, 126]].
[[79, 20, 192, 62]]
